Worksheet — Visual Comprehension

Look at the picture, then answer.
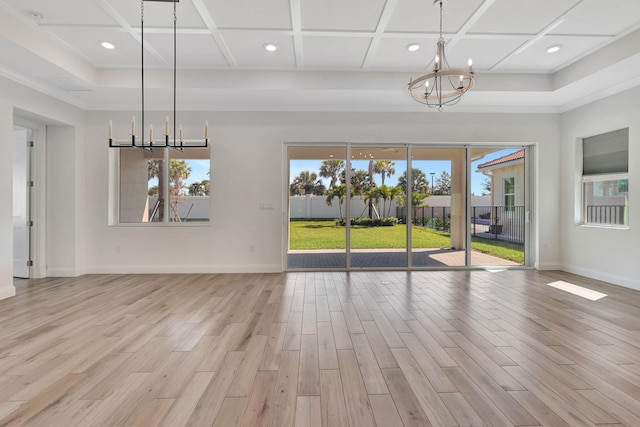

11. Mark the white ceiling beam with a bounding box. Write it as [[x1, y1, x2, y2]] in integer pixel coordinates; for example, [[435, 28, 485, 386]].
[[490, 0, 584, 70], [289, 0, 303, 67], [92, 0, 169, 66], [362, 0, 399, 69], [190, 0, 237, 67], [447, 0, 496, 50]]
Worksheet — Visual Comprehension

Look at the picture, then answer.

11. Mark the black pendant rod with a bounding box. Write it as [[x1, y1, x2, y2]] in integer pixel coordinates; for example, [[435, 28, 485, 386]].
[[173, 0, 179, 149], [141, 0, 144, 147]]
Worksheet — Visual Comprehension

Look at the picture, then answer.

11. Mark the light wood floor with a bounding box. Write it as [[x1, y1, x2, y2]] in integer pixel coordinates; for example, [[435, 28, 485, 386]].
[[1, 270, 640, 426]]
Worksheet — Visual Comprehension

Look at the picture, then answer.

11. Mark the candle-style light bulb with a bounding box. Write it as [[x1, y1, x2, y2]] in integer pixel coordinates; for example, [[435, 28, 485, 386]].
[[205, 121, 209, 139], [435, 55, 440, 64], [149, 124, 153, 143], [131, 116, 136, 136], [165, 116, 170, 136], [179, 124, 183, 142], [468, 58, 473, 71], [109, 120, 113, 139]]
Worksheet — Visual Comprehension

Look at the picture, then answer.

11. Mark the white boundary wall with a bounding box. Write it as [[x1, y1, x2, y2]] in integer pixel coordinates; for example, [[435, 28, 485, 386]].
[[290, 195, 491, 219]]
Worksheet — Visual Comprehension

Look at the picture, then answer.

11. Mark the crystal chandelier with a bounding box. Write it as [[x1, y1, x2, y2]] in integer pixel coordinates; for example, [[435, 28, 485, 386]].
[[408, 0, 475, 111], [108, 0, 208, 151]]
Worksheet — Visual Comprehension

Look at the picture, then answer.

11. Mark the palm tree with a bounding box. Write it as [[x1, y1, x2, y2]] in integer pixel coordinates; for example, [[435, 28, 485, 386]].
[[200, 179, 210, 195], [325, 184, 348, 219], [290, 170, 325, 195], [398, 168, 429, 194], [319, 160, 344, 188], [188, 182, 205, 196], [387, 185, 403, 217], [367, 161, 376, 218], [169, 160, 192, 197], [340, 169, 370, 195], [374, 160, 395, 185], [148, 160, 165, 221], [168, 160, 192, 221], [365, 187, 383, 219], [148, 159, 192, 221], [377, 184, 391, 218]]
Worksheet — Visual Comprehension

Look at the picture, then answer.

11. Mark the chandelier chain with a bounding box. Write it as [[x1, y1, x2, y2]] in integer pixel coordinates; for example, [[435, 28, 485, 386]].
[[439, 0, 443, 39]]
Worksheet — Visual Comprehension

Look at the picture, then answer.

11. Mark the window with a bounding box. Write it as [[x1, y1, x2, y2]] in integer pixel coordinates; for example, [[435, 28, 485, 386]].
[[504, 177, 515, 212], [581, 128, 629, 227], [116, 147, 210, 224]]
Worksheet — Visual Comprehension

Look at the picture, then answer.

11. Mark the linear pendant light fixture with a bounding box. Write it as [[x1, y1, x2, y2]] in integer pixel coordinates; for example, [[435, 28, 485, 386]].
[[109, 0, 208, 151], [407, 0, 475, 111]]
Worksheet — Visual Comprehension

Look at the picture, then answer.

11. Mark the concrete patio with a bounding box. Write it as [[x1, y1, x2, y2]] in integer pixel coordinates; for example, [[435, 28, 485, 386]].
[[288, 248, 519, 269]]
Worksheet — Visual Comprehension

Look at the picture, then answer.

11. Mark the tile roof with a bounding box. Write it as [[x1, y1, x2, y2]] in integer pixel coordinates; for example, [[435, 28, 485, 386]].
[[477, 149, 525, 169]]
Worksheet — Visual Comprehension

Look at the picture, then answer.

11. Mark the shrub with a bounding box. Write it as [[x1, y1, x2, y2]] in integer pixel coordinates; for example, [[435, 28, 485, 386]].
[[335, 217, 398, 227], [434, 217, 451, 230]]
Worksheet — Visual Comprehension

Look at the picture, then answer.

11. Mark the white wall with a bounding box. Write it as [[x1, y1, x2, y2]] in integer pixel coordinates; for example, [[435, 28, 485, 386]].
[[4, 74, 640, 295], [0, 75, 567, 298], [290, 195, 399, 219], [0, 100, 16, 299], [83, 110, 561, 274], [560, 86, 640, 290]]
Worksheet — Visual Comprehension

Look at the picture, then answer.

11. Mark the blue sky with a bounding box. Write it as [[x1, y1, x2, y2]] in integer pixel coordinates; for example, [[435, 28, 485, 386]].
[[185, 160, 210, 185], [148, 159, 210, 189], [290, 148, 518, 195]]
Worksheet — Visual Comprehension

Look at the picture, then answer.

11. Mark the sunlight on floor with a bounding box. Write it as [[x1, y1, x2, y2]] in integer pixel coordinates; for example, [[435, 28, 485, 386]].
[[546, 280, 607, 301]]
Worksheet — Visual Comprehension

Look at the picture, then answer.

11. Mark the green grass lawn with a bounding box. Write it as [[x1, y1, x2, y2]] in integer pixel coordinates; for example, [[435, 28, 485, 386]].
[[289, 219, 524, 263]]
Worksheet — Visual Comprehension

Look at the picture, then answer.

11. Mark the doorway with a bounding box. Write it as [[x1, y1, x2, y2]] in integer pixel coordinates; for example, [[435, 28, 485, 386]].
[[470, 147, 527, 267], [13, 127, 32, 278]]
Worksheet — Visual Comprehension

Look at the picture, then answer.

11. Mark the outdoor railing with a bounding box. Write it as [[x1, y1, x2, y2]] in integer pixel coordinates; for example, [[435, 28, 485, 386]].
[[585, 205, 626, 225], [397, 205, 525, 244], [471, 206, 524, 244], [396, 206, 452, 232]]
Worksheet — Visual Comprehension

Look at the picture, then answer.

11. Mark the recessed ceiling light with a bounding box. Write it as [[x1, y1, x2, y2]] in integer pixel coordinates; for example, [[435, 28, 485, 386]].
[[406, 43, 421, 52], [25, 11, 44, 22], [546, 44, 562, 54], [100, 41, 116, 50], [263, 43, 278, 52]]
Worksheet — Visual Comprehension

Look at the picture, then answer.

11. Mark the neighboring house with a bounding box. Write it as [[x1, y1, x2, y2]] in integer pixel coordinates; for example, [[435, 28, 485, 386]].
[[476, 149, 525, 238]]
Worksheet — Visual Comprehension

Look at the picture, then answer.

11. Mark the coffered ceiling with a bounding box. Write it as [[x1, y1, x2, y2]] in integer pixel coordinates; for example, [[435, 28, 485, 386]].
[[1, 0, 640, 112]]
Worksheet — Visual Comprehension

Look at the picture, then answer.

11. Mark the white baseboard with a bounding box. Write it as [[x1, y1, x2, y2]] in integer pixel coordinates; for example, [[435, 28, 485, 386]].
[[561, 264, 640, 292], [34, 265, 47, 279], [537, 263, 563, 271], [87, 264, 284, 275], [0, 285, 16, 300], [47, 268, 84, 277]]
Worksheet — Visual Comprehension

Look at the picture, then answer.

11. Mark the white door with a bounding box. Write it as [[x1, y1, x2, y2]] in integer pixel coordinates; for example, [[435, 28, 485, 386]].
[[13, 128, 30, 278]]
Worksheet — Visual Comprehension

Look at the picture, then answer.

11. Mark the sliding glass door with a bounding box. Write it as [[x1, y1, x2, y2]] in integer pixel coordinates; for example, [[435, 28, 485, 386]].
[[470, 147, 527, 266], [410, 147, 466, 267], [287, 146, 347, 269], [349, 146, 407, 268], [286, 144, 530, 270]]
